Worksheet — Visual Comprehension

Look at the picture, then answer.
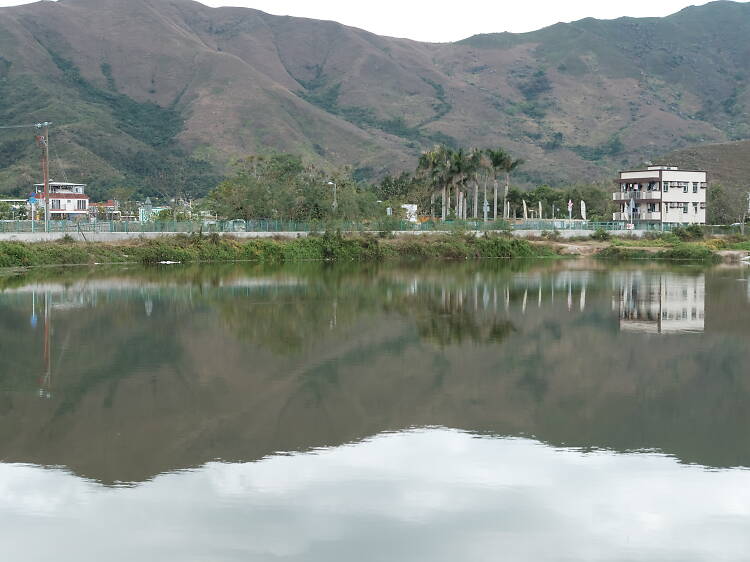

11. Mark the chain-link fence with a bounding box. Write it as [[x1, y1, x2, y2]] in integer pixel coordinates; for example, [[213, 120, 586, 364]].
[[0, 219, 745, 235]]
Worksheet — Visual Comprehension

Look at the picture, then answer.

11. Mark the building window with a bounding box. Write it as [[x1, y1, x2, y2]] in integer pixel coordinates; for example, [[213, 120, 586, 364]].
[[663, 182, 669, 192], [77, 200, 86, 210], [683, 184, 688, 193], [693, 182, 699, 193], [683, 203, 688, 213], [51, 200, 61, 210], [693, 202, 698, 213]]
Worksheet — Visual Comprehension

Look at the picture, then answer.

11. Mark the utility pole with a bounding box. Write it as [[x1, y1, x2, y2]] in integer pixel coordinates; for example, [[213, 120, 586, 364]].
[[36, 122, 52, 233], [328, 181, 337, 213], [0, 121, 52, 231]]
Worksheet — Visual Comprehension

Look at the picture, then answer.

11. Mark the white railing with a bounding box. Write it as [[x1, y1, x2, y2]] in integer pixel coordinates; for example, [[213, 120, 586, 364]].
[[613, 212, 661, 221], [613, 191, 662, 201]]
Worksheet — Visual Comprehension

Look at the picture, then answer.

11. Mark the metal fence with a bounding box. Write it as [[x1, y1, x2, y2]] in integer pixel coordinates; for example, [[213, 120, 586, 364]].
[[0, 219, 744, 235]]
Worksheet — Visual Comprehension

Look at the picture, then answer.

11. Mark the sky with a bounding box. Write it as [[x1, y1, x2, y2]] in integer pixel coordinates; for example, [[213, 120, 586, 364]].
[[0, 0, 715, 42]]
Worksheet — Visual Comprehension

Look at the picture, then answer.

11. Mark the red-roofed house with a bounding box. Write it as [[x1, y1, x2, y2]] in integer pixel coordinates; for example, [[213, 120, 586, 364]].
[[34, 182, 90, 221], [89, 199, 122, 220]]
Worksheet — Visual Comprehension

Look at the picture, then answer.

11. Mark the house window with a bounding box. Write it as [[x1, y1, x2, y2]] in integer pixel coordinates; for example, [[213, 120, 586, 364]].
[[51, 200, 61, 210], [77, 200, 86, 210]]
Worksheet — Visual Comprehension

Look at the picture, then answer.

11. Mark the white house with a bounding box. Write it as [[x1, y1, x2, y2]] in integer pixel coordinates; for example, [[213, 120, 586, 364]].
[[138, 197, 170, 222], [34, 182, 90, 221], [613, 166, 707, 225]]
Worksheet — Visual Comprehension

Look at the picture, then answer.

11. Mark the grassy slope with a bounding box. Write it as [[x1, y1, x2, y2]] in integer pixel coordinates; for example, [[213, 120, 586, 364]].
[[663, 139, 750, 193], [0, 234, 555, 268]]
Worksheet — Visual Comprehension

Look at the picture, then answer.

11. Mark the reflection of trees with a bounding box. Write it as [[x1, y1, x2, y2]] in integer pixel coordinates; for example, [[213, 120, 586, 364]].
[[394, 293, 516, 346], [217, 273, 523, 351]]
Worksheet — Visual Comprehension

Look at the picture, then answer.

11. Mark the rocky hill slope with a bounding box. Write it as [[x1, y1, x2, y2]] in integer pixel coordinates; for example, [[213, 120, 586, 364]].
[[0, 0, 748, 198]]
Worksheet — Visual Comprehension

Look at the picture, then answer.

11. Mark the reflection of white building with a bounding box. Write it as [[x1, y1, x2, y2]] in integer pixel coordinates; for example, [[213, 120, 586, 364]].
[[617, 273, 705, 334]]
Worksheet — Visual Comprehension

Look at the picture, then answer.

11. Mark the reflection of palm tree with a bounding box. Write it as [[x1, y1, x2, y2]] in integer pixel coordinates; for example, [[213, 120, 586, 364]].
[[392, 290, 516, 346]]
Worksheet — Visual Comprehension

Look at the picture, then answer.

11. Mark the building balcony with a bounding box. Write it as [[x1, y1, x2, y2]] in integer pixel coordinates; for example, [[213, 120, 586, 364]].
[[613, 191, 662, 201], [641, 212, 662, 221], [613, 212, 662, 221]]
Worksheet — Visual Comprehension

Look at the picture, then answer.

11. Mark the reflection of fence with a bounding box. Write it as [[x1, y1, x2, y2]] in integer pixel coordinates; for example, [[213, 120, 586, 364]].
[[0, 219, 743, 235]]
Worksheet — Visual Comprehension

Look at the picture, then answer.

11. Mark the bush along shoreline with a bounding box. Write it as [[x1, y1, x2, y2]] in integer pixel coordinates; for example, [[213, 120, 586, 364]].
[[595, 243, 720, 262], [0, 232, 557, 269]]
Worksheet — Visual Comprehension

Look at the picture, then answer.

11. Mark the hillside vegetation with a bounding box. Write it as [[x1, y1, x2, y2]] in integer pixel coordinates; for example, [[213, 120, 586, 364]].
[[0, 0, 748, 199]]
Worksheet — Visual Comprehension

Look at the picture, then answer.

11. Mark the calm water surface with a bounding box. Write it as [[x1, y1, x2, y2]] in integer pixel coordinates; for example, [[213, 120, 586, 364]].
[[0, 260, 749, 561]]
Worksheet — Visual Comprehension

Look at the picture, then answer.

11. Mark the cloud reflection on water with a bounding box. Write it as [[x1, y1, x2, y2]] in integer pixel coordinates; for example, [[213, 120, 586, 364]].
[[1, 428, 749, 562]]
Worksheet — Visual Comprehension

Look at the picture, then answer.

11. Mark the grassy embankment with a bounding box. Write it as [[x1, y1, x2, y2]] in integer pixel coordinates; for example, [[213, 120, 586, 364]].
[[3, 228, 745, 269], [0, 233, 556, 269], [592, 229, 750, 262]]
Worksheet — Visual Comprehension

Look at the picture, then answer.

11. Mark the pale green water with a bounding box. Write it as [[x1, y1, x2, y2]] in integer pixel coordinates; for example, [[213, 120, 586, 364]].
[[0, 260, 749, 561]]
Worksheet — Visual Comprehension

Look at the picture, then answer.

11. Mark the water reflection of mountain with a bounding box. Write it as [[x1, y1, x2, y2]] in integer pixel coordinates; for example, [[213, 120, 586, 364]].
[[0, 262, 748, 483]]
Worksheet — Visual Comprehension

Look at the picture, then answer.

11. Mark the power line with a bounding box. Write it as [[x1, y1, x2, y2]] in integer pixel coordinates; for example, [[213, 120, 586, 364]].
[[0, 123, 39, 130]]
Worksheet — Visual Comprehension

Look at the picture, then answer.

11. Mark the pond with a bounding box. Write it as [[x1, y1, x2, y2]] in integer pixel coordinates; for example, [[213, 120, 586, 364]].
[[1, 260, 749, 561]]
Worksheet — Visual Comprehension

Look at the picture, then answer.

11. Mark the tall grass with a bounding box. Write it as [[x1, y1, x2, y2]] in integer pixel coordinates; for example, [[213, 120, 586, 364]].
[[0, 232, 554, 269]]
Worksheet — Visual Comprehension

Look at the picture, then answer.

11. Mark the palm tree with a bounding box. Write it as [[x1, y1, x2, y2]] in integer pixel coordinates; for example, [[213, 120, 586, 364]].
[[486, 148, 508, 221], [417, 150, 440, 218], [447, 149, 471, 220], [418, 145, 453, 221], [468, 148, 483, 220], [500, 154, 524, 219]]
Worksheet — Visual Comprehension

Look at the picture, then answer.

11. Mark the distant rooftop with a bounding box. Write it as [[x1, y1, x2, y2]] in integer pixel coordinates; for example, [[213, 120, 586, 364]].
[[33, 182, 87, 187], [646, 166, 680, 171]]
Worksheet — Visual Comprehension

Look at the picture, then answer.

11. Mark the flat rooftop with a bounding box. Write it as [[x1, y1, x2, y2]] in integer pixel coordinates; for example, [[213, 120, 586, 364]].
[[34, 182, 87, 187]]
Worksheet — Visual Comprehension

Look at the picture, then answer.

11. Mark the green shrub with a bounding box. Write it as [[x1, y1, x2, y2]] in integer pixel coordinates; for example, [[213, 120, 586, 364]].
[[590, 228, 611, 241], [672, 224, 705, 241], [658, 244, 717, 261], [0, 242, 32, 267]]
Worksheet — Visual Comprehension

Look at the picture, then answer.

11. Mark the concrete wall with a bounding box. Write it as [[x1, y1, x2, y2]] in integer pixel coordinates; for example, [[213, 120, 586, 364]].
[[0, 229, 648, 243]]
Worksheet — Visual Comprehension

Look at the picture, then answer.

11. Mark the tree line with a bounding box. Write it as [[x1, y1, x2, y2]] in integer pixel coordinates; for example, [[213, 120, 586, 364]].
[[208, 154, 378, 222], [166, 145, 619, 223], [415, 146, 523, 221]]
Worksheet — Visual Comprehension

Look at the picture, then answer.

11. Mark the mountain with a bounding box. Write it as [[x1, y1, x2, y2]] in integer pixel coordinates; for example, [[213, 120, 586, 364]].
[[665, 139, 750, 192], [0, 0, 748, 199]]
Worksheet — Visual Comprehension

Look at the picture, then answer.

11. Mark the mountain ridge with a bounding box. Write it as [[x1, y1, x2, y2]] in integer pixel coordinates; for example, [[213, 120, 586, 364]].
[[0, 0, 748, 199]]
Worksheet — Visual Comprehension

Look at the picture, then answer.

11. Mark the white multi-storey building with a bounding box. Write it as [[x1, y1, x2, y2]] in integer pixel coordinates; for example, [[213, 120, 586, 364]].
[[613, 166, 707, 225], [34, 182, 90, 221]]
